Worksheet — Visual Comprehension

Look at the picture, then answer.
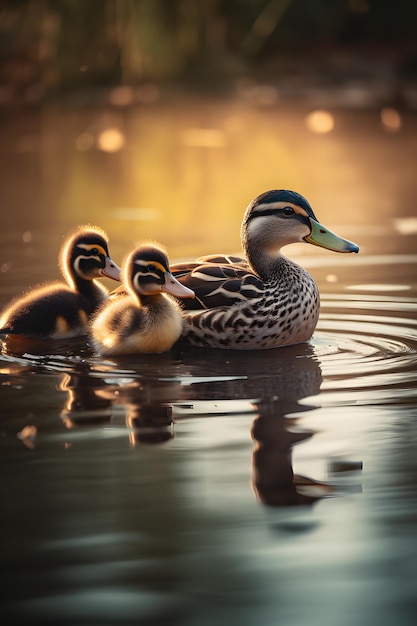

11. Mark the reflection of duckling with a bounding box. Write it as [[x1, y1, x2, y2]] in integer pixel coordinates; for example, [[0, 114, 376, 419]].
[[59, 373, 113, 429], [90, 243, 194, 355], [125, 403, 174, 446], [0, 226, 121, 339], [65, 375, 179, 445]]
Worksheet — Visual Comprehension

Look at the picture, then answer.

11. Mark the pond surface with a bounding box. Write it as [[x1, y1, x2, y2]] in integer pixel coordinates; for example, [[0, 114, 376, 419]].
[[1, 98, 417, 625]]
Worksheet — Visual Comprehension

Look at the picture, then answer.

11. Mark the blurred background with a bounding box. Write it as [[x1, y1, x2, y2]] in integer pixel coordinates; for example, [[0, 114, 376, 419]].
[[1, 5, 417, 625], [1, 0, 417, 277], [2, 0, 417, 99]]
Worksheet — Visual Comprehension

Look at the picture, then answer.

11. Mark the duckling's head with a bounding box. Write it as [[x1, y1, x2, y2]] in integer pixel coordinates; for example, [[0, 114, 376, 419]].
[[241, 190, 359, 262], [60, 226, 121, 286], [123, 243, 195, 300]]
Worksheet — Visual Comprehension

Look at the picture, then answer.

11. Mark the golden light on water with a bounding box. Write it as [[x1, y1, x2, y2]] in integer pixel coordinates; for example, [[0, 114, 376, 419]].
[[181, 128, 225, 148], [109, 86, 135, 107], [347, 283, 411, 292], [75, 132, 94, 152], [380, 107, 402, 132], [393, 217, 417, 234], [97, 128, 126, 152], [305, 110, 335, 134], [326, 274, 339, 283]]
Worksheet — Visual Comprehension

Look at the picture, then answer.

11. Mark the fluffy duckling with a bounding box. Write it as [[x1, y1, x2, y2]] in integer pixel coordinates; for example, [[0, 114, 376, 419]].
[[0, 226, 121, 340], [90, 243, 195, 355]]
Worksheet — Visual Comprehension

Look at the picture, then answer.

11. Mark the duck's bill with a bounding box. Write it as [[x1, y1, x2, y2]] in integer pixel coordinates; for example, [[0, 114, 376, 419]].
[[101, 256, 122, 281], [162, 273, 195, 298], [305, 219, 359, 253]]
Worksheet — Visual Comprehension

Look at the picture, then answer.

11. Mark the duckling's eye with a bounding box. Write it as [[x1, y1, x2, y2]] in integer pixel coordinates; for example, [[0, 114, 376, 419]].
[[146, 264, 157, 273], [282, 206, 295, 216], [91, 248, 99, 255]]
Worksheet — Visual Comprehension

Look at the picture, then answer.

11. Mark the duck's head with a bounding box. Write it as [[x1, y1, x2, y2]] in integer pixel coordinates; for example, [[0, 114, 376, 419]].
[[60, 226, 121, 284], [123, 243, 195, 300], [241, 190, 359, 259]]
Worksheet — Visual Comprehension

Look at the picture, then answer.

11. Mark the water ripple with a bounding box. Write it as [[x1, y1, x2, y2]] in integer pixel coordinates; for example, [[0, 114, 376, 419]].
[[313, 293, 417, 402], [0, 292, 416, 405]]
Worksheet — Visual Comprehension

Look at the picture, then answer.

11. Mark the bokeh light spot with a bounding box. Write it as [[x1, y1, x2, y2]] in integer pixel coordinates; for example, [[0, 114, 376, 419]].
[[109, 86, 135, 107], [393, 217, 417, 234], [305, 110, 334, 134], [380, 107, 401, 132], [326, 274, 339, 283], [75, 132, 94, 152], [97, 129, 126, 153]]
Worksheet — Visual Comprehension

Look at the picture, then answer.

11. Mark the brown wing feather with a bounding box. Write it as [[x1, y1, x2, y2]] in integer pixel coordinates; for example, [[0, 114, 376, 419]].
[[171, 260, 264, 310], [196, 254, 247, 266], [111, 256, 263, 310]]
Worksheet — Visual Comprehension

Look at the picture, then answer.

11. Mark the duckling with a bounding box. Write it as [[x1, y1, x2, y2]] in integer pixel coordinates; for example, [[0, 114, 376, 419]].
[[170, 189, 359, 350], [90, 242, 194, 355], [0, 226, 121, 340]]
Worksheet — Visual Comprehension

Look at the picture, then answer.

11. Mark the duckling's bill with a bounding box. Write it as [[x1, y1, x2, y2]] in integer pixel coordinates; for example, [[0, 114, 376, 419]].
[[305, 218, 359, 253], [162, 273, 195, 298], [101, 256, 122, 280]]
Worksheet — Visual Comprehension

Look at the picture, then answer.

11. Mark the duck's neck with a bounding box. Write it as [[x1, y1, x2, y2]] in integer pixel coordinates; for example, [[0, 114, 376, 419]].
[[242, 220, 295, 280], [136, 293, 166, 310], [244, 237, 290, 281], [133, 293, 175, 322], [70, 275, 107, 308]]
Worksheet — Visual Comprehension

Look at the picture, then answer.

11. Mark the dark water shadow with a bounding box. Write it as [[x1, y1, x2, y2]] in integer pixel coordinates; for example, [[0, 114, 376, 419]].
[[3, 340, 361, 511]]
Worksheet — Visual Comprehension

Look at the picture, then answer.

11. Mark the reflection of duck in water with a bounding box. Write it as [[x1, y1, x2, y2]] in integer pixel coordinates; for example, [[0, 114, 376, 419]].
[[171, 189, 358, 349], [125, 396, 173, 446], [0, 227, 120, 354], [251, 398, 333, 508], [55, 343, 361, 504], [176, 343, 355, 508], [59, 363, 183, 446], [60, 372, 113, 429], [91, 243, 194, 355], [94, 380, 176, 446]]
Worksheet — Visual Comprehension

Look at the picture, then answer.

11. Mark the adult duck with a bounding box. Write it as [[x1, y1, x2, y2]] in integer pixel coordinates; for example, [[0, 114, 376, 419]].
[[0, 226, 121, 340], [90, 242, 194, 355], [171, 189, 359, 350]]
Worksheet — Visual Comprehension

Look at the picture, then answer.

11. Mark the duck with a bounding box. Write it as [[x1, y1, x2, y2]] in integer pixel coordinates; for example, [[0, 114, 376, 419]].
[[90, 242, 195, 355], [170, 189, 359, 350], [0, 226, 121, 340]]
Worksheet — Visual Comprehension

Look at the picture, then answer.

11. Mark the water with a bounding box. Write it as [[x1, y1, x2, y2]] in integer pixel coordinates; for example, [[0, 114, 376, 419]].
[[1, 99, 417, 625]]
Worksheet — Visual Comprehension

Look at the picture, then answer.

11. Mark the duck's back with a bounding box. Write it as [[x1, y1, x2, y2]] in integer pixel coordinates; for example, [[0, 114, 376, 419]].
[[180, 260, 320, 350]]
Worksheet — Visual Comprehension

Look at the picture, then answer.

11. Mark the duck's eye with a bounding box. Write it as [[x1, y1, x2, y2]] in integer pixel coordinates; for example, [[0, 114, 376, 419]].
[[146, 264, 157, 273], [91, 247, 99, 255], [282, 206, 295, 216]]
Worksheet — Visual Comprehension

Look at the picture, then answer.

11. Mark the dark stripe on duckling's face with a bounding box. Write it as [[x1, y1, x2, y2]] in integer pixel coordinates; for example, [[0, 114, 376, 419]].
[[125, 245, 195, 298], [133, 259, 167, 292], [127, 247, 170, 295], [60, 227, 120, 283], [72, 240, 110, 279]]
